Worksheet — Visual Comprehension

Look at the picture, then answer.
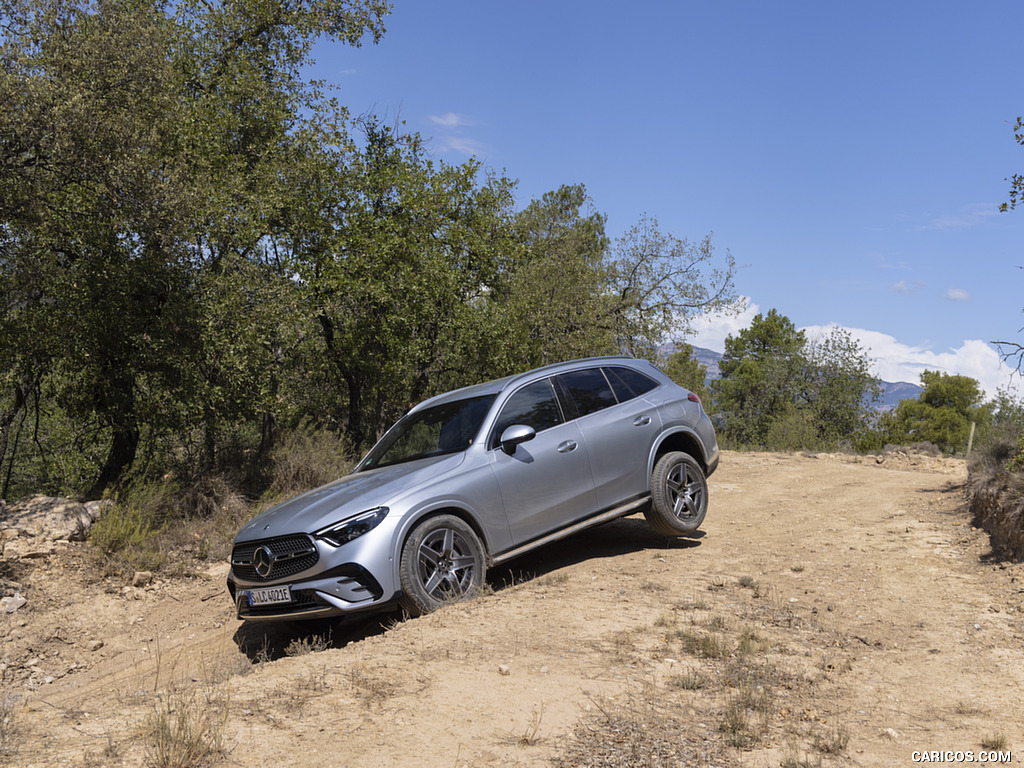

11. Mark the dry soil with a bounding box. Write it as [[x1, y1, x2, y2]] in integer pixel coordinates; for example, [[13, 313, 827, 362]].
[[2, 450, 1023, 767]]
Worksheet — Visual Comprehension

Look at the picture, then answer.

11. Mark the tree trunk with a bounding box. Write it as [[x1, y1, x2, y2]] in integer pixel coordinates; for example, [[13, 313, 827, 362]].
[[88, 422, 140, 498]]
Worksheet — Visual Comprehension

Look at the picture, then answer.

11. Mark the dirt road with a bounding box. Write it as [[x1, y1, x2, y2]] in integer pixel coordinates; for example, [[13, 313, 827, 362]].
[[3, 450, 1023, 767]]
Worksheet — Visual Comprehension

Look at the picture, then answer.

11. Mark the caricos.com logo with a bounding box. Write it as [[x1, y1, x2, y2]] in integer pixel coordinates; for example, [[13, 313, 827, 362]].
[[911, 751, 1012, 763]]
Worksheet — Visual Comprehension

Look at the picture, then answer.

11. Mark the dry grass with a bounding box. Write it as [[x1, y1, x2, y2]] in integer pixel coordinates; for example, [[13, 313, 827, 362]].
[[347, 663, 403, 709], [283, 631, 332, 657], [554, 686, 724, 768], [967, 448, 1024, 560], [980, 733, 1009, 751], [0, 688, 17, 762], [811, 724, 850, 755], [673, 629, 728, 659], [144, 688, 227, 768], [497, 703, 547, 747]]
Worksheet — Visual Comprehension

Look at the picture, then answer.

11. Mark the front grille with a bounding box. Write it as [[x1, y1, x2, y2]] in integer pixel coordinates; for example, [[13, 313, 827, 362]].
[[231, 534, 319, 581]]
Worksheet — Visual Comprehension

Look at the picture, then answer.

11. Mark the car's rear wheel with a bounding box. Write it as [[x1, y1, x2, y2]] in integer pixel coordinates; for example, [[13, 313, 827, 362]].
[[644, 451, 708, 536], [399, 515, 486, 616]]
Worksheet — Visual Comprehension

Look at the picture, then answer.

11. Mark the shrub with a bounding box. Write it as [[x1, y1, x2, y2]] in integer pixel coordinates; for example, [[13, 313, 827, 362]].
[[260, 427, 353, 503], [89, 503, 166, 573]]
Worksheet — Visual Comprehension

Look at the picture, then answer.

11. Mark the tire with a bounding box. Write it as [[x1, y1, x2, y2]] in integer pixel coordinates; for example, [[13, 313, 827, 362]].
[[399, 515, 486, 617], [644, 451, 708, 536]]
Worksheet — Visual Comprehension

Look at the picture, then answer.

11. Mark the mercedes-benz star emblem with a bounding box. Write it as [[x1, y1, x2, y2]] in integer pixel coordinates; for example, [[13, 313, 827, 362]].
[[253, 545, 275, 578]]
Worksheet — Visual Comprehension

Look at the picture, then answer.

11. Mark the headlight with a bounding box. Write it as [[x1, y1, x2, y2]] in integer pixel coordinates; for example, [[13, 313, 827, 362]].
[[314, 507, 389, 547]]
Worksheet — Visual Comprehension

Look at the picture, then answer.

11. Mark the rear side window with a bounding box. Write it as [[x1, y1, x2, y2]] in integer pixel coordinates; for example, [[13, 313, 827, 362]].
[[605, 366, 659, 402], [559, 368, 617, 417], [491, 379, 563, 446]]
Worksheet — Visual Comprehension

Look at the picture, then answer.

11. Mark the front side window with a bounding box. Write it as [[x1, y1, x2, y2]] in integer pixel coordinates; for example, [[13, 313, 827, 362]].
[[361, 395, 496, 470], [490, 379, 563, 447], [559, 368, 617, 417]]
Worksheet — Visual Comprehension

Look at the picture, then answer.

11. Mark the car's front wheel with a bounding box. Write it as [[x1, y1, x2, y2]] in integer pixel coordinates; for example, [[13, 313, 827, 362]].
[[644, 451, 708, 536], [399, 515, 486, 616]]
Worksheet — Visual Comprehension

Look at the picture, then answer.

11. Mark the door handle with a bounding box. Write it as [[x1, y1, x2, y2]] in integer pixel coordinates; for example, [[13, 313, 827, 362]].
[[633, 415, 651, 426], [557, 440, 578, 453]]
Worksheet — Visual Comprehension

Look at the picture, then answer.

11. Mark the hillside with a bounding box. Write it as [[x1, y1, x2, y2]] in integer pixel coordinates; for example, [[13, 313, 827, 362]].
[[3, 450, 1022, 767]]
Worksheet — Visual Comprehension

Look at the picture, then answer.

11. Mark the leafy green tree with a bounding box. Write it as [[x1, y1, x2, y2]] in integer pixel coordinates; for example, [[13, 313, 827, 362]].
[[800, 327, 882, 445], [0, 0, 390, 494], [607, 218, 737, 360], [290, 120, 518, 449], [1001, 115, 1024, 212], [712, 310, 807, 447], [883, 371, 989, 453], [492, 185, 612, 370], [711, 313, 881, 450], [662, 345, 710, 410], [491, 195, 738, 373]]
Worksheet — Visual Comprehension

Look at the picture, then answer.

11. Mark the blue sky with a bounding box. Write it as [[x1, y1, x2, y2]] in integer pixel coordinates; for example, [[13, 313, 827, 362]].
[[310, 0, 1024, 396]]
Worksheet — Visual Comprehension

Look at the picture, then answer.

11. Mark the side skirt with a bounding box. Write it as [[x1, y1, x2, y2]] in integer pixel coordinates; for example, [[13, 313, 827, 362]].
[[490, 496, 651, 567]]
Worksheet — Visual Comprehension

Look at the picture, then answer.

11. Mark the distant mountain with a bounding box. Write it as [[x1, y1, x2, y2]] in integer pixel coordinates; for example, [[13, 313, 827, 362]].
[[876, 380, 923, 412], [664, 345, 921, 411]]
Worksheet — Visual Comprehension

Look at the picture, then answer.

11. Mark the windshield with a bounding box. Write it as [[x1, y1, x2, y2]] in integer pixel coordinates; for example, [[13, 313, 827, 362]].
[[359, 394, 497, 470]]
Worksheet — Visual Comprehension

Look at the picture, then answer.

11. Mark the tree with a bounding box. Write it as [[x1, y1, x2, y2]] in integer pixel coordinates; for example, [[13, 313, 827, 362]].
[[711, 312, 881, 450], [712, 310, 807, 447], [0, 0, 390, 495], [606, 217, 737, 359], [491, 185, 612, 370], [883, 371, 989, 453], [800, 327, 882, 445], [290, 119, 518, 449], [1000, 115, 1024, 212], [490, 199, 738, 372], [662, 345, 710, 410]]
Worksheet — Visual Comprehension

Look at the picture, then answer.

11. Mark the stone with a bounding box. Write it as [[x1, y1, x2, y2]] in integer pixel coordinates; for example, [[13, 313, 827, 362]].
[[132, 571, 153, 588], [1, 495, 94, 542], [1, 593, 26, 613], [87, 640, 104, 652]]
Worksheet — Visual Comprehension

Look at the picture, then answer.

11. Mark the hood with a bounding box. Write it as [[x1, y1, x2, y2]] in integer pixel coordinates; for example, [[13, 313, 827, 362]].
[[235, 453, 465, 542]]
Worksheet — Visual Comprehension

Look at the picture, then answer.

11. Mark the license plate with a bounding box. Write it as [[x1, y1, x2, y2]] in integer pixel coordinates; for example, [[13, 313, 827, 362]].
[[247, 585, 292, 606]]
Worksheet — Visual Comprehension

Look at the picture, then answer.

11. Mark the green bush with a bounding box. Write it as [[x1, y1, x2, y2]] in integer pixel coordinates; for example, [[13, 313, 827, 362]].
[[88, 503, 166, 573]]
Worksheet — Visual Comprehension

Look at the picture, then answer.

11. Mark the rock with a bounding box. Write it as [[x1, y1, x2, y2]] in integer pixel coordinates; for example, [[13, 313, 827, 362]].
[[87, 640, 104, 652], [132, 571, 153, 588], [1, 592, 26, 613], [497, 664, 511, 676], [83, 499, 112, 523], [1, 495, 94, 542]]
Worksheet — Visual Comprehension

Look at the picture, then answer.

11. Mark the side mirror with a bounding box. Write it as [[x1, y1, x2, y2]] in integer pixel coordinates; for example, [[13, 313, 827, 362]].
[[499, 424, 536, 455]]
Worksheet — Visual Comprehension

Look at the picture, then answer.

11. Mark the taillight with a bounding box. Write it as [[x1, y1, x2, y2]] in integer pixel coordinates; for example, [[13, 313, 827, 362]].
[[687, 393, 701, 404]]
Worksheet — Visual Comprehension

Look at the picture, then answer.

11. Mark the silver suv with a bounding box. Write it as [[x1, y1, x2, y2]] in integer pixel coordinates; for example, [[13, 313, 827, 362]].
[[228, 356, 719, 621]]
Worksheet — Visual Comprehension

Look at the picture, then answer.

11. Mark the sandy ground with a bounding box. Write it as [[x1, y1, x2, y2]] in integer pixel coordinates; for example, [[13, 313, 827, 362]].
[[2, 450, 1023, 767]]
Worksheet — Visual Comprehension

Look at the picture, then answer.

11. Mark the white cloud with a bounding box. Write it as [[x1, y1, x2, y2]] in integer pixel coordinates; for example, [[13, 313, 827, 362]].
[[919, 202, 1000, 230], [428, 112, 471, 128], [684, 297, 759, 352], [425, 113, 484, 157], [434, 135, 485, 156], [802, 324, 1019, 398], [685, 305, 1021, 398], [945, 287, 971, 301], [891, 279, 926, 294]]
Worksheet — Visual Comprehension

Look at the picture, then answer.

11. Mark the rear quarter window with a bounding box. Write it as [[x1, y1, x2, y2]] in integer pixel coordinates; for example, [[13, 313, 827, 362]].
[[605, 366, 659, 401], [559, 368, 617, 417]]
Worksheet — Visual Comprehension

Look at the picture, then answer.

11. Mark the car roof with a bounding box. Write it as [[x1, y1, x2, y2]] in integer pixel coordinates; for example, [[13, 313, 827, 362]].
[[408, 356, 642, 413]]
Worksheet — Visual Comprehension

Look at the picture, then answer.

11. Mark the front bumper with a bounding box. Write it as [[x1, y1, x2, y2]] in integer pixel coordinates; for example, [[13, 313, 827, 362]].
[[228, 562, 392, 621], [228, 529, 397, 621]]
